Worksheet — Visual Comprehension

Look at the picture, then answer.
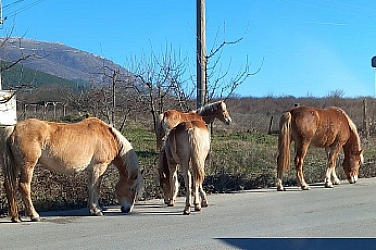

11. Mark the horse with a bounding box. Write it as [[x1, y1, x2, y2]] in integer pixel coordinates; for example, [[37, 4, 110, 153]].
[[0, 117, 143, 223], [158, 143, 207, 207], [155, 100, 232, 149], [158, 120, 210, 215], [276, 106, 363, 191]]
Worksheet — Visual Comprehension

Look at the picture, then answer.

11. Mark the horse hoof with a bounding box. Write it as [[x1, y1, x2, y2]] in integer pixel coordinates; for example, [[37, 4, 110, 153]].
[[201, 200, 208, 207], [325, 183, 334, 188], [183, 210, 190, 215], [167, 200, 175, 207], [277, 186, 286, 191], [90, 211, 103, 216], [301, 186, 311, 190], [31, 217, 40, 222], [11, 217, 22, 223], [194, 206, 202, 212], [121, 206, 131, 213]]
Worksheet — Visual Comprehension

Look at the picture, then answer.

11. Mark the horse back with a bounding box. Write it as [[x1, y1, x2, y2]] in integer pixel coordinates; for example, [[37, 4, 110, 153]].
[[176, 120, 210, 158], [290, 106, 351, 147], [162, 110, 204, 130], [11, 118, 119, 173]]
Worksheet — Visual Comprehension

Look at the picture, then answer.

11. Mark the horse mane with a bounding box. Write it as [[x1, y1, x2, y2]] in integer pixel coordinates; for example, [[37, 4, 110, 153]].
[[334, 107, 362, 150], [109, 126, 143, 193], [197, 100, 224, 116]]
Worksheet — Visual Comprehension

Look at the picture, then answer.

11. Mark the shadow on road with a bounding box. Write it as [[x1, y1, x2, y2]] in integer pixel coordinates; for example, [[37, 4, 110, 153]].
[[217, 238, 376, 250]]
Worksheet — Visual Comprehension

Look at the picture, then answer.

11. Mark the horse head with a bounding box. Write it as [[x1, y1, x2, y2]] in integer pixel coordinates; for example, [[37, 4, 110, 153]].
[[110, 127, 143, 214], [201, 100, 232, 125], [217, 101, 232, 125], [157, 147, 172, 204], [115, 166, 142, 213], [342, 149, 363, 184]]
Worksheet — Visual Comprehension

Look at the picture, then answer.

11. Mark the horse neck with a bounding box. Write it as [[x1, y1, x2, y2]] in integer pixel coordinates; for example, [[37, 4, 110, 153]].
[[343, 128, 361, 156], [200, 114, 215, 124], [197, 105, 217, 124]]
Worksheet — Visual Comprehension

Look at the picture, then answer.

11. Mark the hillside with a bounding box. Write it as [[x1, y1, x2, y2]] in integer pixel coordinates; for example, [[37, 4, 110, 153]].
[[0, 60, 79, 89], [0, 37, 129, 85]]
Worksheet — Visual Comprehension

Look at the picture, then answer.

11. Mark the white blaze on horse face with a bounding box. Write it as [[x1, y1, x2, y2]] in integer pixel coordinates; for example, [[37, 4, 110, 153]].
[[220, 102, 232, 125]]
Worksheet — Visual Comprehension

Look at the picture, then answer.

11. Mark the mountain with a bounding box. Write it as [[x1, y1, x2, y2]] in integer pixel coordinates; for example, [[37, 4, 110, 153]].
[[0, 37, 129, 86]]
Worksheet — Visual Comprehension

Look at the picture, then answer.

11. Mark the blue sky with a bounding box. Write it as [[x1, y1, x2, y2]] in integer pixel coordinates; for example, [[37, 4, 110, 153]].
[[1, 0, 376, 98]]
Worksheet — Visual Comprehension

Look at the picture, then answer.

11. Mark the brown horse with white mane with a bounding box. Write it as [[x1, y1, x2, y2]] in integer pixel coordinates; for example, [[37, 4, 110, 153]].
[[0, 117, 142, 222], [277, 106, 363, 191], [159, 120, 210, 215], [155, 100, 231, 149]]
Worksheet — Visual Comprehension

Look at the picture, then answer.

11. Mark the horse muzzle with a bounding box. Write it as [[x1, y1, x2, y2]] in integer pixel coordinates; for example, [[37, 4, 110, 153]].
[[225, 117, 232, 125], [121, 203, 134, 213]]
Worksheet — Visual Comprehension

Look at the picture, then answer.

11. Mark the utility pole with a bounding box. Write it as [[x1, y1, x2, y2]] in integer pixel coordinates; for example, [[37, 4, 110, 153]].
[[196, 0, 206, 108], [372, 56, 376, 98]]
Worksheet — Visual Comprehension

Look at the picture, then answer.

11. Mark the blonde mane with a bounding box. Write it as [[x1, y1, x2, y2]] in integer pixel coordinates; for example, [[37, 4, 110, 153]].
[[109, 126, 143, 194], [197, 100, 224, 115]]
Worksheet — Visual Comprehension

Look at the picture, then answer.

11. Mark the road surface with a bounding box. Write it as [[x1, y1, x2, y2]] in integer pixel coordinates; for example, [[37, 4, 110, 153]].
[[1, 178, 376, 250]]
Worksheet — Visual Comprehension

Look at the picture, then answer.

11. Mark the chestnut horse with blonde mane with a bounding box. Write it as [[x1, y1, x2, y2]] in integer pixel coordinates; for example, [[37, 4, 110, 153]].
[[155, 100, 231, 149], [0, 117, 142, 222], [277, 106, 363, 191], [158, 120, 210, 215]]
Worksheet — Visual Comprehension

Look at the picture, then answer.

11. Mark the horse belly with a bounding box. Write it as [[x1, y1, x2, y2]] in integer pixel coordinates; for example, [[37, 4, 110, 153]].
[[311, 133, 337, 148], [39, 151, 91, 174]]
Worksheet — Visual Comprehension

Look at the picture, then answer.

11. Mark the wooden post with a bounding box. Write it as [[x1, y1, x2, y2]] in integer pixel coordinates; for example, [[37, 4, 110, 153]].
[[268, 116, 274, 135], [196, 0, 206, 108], [363, 98, 369, 138]]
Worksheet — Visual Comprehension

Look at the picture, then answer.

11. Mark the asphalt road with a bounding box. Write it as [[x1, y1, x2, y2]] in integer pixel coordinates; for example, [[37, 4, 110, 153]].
[[1, 178, 376, 250]]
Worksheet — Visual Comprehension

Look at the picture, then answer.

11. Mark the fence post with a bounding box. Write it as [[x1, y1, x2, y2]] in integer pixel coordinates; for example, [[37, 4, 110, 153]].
[[363, 98, 369, 138]]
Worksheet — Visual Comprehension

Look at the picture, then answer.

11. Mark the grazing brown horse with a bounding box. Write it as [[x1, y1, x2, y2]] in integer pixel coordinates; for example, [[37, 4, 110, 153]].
[[155, 100, 232, 149], [276, 106, 363, 191], [0, 118, 142, 222], [159, 120, 210, 215]]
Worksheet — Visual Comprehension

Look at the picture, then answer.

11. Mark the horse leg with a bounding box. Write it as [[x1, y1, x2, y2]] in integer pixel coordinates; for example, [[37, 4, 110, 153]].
[[276, 160, 286, 191], [172, 171, 179, 204], [193, 176, 201, 212], [324, 147, 341, 188], [199, 184, 208, 208], [88, 169, 104, 216], [167, 163, 178, 207], [19, 163, 40, 222], [182, 165, 192, 215], [295, 142, 310, 190]]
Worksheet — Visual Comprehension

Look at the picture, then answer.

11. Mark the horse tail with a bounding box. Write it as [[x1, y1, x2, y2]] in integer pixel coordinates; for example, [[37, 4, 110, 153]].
[[277, 112, 292, 173], [0, 126, 19, 221]]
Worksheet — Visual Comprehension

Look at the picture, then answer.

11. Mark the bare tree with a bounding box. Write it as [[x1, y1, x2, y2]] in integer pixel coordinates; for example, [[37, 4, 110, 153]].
[[127, 47, 194, 134], [0, 36, 38, 103], [204, 26, 263, 102]]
